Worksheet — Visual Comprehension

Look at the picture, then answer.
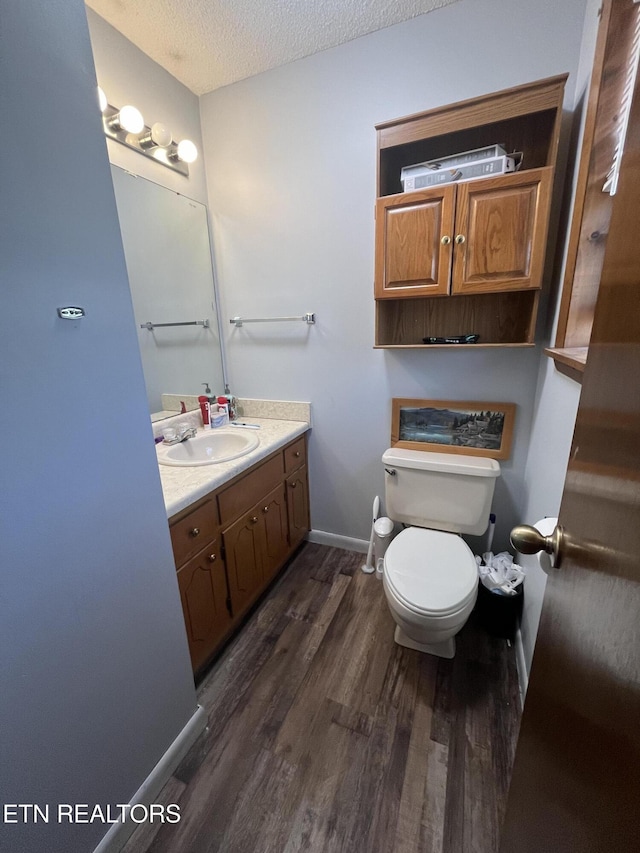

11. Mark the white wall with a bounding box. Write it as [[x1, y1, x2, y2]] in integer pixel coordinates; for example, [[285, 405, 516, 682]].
[[518, 0, 601, 681], [0, 2, 197, 851], [200, 0, 588, 552], [87, 8, 208, 203]]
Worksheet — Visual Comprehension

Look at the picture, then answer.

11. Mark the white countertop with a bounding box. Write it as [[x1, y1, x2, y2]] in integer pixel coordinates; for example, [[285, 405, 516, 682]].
[[157, 418, 310, 519]]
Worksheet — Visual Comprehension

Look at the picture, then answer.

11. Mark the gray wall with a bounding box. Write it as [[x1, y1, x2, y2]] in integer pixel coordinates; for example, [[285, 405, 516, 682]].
[[200, 0, 588, 552], [518, 0, 601, 682], [0, 2, 197, 851]]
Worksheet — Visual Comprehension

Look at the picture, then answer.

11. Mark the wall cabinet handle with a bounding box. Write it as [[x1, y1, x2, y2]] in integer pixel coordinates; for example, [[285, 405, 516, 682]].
[[190, 527, 200, 537], [251, 516, 258, 524], [208, 554, 217, 563], [441, 235, 451, 245], [455, 234, 466, 245], [263, 506, 269, 513]]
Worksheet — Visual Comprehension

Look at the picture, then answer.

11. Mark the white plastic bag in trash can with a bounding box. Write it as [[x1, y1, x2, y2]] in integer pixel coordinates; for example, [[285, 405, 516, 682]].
[[476, 551, 525, 595]]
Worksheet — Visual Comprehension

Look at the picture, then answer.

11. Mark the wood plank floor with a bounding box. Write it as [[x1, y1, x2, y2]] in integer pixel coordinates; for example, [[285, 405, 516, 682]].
[[122, 543, 521, 853]]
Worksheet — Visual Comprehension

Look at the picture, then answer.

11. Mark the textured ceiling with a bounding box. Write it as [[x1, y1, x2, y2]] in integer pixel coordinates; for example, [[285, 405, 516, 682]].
[[86, 0, 461, 95]]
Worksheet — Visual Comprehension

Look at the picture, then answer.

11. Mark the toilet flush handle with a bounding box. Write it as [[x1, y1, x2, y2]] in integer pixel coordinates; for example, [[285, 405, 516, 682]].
[[510, 524, 565, 569], [384, 468, 396, 476]]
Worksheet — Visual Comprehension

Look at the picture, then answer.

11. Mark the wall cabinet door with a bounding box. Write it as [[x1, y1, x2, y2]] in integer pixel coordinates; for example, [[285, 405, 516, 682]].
[[286, 465, 310, 550], [177, 539, 231, 673], [451, 168, 552, 295], [375, 185, 455, 298]]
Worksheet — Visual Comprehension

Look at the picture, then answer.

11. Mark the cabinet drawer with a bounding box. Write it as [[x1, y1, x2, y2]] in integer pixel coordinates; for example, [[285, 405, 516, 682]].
[[284, 436, 306, 473], [218, 453, 284, 525], [170, 497, 219, 567]]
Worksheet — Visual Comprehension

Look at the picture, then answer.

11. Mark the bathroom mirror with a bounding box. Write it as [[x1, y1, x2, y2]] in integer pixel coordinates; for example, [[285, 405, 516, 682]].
[[110, 165, 225, 420]]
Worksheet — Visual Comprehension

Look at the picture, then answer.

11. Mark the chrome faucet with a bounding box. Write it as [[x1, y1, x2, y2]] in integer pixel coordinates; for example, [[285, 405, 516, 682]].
[[163, 425, 197, 445]]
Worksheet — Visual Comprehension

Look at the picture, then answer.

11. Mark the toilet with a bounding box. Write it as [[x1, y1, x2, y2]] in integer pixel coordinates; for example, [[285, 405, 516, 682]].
[[381, 447, 500, 658]]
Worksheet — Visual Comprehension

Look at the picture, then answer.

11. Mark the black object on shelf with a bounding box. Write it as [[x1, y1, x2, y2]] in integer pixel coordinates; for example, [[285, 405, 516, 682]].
[[475, 580, 524, 641], [422, 334, 480, 344]]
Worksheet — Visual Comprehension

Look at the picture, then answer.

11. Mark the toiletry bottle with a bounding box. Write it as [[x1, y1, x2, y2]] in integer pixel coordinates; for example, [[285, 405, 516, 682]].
[[217, 396, 230, 425], [224, 385, 237, 421], [198, 395, 210, 428]]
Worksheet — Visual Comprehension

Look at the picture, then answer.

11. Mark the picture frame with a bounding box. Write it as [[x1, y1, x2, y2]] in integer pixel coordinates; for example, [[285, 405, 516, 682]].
[[391, 398, 516, 460]]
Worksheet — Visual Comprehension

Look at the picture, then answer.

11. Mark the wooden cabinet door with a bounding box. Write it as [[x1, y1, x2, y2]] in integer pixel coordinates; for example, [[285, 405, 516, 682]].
[[375, 185, 455, 298], [451, 167, 552, 294], [177, 539, 231, 673], [223, 509, 265, 618], [286, 465, 310, 550], [260, 483, 290, 584]]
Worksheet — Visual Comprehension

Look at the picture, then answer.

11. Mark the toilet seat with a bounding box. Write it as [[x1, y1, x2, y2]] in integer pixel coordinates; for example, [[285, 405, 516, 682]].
[[384, 527, 478, 617]]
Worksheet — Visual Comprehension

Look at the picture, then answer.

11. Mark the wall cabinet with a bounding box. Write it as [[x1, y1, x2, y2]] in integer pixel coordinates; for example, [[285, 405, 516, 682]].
[[374, 75, 566, 347], [169, 433, 310, 675]]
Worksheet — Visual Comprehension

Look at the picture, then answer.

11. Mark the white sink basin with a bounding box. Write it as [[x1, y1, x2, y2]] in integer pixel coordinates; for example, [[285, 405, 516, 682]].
[[157, 428, 259, 467]]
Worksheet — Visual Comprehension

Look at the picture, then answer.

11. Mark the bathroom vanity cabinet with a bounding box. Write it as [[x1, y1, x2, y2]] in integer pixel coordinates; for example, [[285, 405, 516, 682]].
[[374, 74, 566, 347], [169, 434, 310, 674]]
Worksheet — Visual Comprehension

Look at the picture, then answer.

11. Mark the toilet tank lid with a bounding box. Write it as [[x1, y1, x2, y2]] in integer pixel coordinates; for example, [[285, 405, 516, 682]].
[[382, 447, 500, 477]]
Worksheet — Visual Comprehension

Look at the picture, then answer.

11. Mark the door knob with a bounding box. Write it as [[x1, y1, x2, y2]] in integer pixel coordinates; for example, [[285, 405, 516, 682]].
[[510, 524, 565, 569]]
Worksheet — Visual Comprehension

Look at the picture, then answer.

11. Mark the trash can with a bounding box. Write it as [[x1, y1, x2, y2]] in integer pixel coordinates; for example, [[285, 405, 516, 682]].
[[475, 580, 524, 640], [373, 517, 394, 579]]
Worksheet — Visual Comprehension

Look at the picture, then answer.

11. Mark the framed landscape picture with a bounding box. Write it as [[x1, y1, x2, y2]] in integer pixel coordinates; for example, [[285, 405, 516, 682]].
[[391, 398, 516, 460]]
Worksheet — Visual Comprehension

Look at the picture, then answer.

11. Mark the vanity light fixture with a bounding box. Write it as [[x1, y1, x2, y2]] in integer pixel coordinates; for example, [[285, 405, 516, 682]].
[[173, 139, 198, 164], [98, 88, 197, 177], [138, 122, 172, 150], [107, 104, 145, 135], [97, 86, 108, 113]]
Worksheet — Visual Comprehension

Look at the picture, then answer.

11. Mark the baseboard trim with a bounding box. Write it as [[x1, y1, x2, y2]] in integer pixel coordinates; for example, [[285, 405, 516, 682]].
[[514, 626, 528, 707], [307, 529, 369, 554], [93, 704, 207, 853]]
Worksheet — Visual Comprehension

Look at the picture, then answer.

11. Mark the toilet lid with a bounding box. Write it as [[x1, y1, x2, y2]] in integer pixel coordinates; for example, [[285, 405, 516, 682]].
[[385, 528, 478, 616]]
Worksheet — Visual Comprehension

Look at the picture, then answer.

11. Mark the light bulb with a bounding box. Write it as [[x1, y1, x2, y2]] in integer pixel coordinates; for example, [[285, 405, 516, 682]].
[[139, 122, 172, 150], [176, 139, 198, 163], [98, 86, 108, 113], [108, 104, 144, 135]]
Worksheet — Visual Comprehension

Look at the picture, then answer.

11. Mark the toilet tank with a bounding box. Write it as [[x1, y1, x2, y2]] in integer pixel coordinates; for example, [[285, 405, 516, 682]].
[[382, 448, 500, 535]]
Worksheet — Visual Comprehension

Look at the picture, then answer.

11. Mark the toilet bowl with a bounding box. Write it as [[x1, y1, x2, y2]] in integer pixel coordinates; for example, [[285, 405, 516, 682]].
[[381, 447, 500, 658], [382, 526, 478, 658]]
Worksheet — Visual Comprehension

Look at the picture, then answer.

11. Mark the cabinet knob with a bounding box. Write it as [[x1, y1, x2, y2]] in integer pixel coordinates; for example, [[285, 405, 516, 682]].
[[289, 481, 297, 489], [441, 235, 451, 245], [455, 234, 466, 245], [190, 527, 200, 537], [263, 506, 269, 513], [251, 516, 258, 524], [208, 554, 217, 563], [294, 450, 301, 457]]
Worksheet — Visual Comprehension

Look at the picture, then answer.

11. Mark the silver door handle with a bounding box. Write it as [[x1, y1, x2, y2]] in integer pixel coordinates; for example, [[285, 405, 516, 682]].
[[510, 524, 565, 569]]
